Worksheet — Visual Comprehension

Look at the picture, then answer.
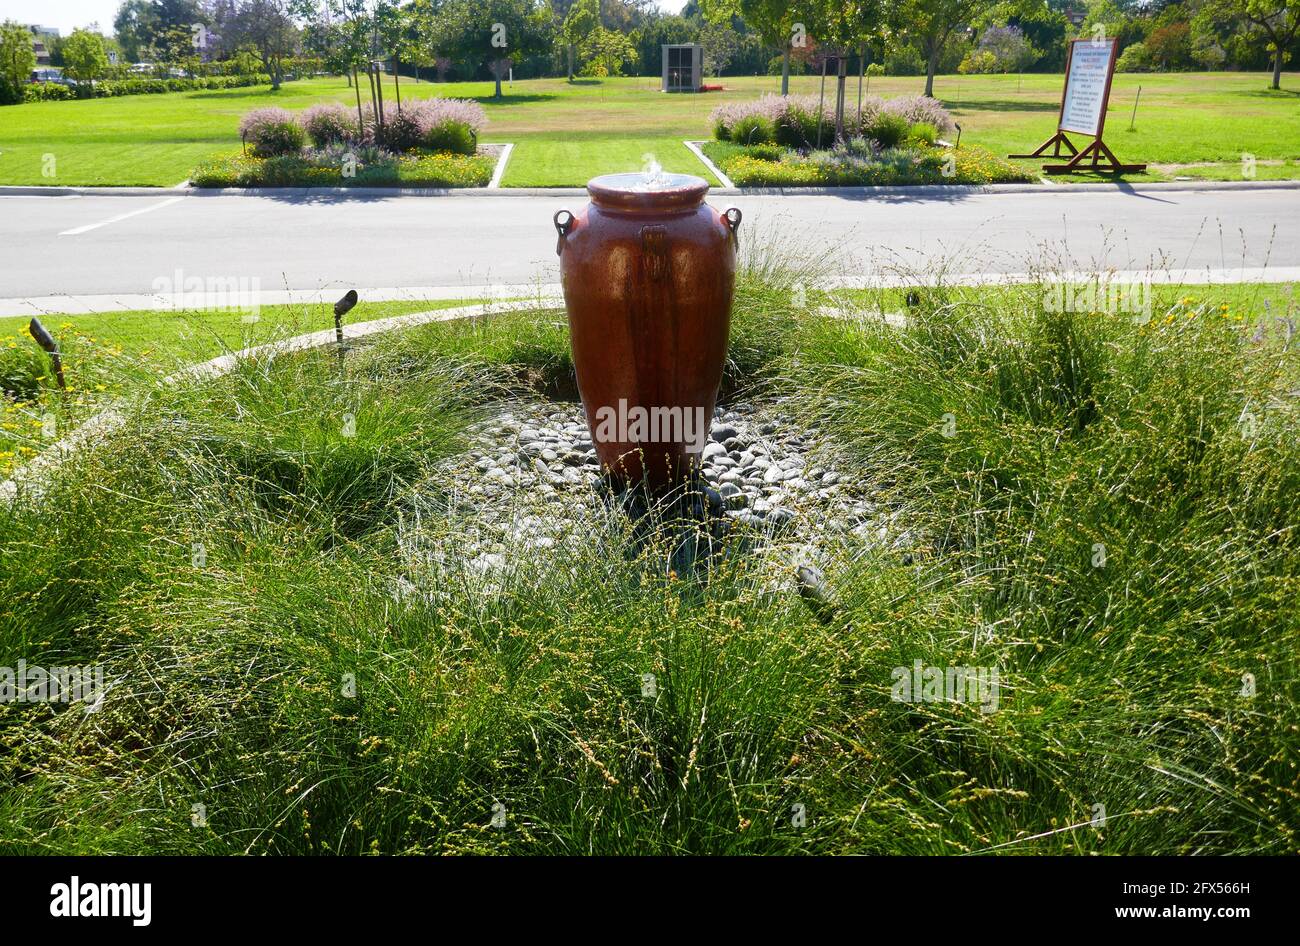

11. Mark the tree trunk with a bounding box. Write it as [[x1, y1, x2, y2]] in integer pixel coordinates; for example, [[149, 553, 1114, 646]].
[[925, 43, 939, 98], [816, 59, 827, 149], [567, 44, 574, 82], [1273, 48, 1283, 90], [494, 72, 503, 98], [835, 71, 847, 142], [857, 44, 865, 133], [353, 65, 364, 134], [393, 56, 401, 112], [781, 47, 789, 95]]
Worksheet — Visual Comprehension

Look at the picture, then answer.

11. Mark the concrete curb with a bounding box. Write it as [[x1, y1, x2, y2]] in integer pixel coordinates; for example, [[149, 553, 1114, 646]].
[[0, 299, 550, 503], [5, 179, 1300, 199], [0, 284, 561, 317], [7, 265, 1299, 318]]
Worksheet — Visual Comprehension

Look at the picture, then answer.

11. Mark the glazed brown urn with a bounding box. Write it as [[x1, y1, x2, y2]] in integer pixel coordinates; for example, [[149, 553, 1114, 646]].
[[554, 172, 741, 490]]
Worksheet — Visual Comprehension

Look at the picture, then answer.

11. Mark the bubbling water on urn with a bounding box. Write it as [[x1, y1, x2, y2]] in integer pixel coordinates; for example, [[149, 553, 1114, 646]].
[[637, 153, 670, 190]]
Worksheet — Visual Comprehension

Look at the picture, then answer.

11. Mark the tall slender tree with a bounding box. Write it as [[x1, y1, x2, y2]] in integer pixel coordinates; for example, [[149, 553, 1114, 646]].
[[700, 0, 799, 94], [804, 0, 886, 139], [561, 0, 599, 81], [889, 0, 1036, 98], [226, 0, 300, 88]]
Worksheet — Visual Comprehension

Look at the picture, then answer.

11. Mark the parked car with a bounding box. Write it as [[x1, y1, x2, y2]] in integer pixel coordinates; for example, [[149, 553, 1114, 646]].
[[29, 68, 74, 86]]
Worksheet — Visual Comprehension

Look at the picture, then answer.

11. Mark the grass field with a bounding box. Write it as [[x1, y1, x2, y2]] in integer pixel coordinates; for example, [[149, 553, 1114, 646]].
[[0, 257, 1296, 854], [0, 71, 1297, 186], [0, 298, 478, 477]]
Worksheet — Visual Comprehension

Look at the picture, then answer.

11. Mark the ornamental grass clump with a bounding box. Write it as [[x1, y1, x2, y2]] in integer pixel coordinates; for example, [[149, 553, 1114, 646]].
[[239, 107, 305, 157], [359, 98, 487, 153], [881, 94, 957, 136], [300, 102, 357, 148], [713, 93, 954, 151]]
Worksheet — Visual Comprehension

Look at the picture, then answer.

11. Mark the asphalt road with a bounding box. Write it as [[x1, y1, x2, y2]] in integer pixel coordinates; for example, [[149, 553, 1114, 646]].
[[1, 186, 1297, 311]]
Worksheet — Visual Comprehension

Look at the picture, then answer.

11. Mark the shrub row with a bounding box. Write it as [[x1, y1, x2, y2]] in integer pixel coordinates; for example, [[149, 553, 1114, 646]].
[[712, 93, 956, 150], [241, 98, 487, 157], [708, 140, 1037, 187], [21, 74, 273, 103]]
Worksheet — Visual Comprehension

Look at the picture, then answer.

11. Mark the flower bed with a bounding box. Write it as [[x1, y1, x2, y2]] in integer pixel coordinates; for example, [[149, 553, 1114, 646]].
[[191, 148, 494, 188], [704, 139, 1037, 187], [707, 93, 1034, 187], [191, 98, 494, 188]]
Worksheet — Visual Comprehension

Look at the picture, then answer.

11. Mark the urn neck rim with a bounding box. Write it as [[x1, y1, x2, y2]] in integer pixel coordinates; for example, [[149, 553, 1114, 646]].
[[586, 173, 708, 214]]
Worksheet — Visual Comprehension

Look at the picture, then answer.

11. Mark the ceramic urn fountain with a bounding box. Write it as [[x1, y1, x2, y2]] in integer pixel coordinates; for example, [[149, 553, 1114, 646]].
[[554, 170, 741, 491]]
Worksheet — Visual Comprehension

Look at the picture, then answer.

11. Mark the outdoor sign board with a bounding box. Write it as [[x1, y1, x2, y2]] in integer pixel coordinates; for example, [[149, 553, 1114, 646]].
[[1059, 38, 1115, 136], [1009, 37, 1145, 174]]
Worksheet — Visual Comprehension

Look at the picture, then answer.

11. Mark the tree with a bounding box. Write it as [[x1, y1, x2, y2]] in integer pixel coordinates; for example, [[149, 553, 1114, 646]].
[[298, 0, 368, 84], [977, 24, 1037, 72], [436, 0, 553, 99], [0, 23, 30, 82], [1196, 1, 1299, 88], [0, 21, 36, 105], [580, 25, 637, 76], [630, 12, 693, 77], [803, 0, 889, 139], [113, 0, 208, 63], [114, 0, 159, 62], [561, 0, 599, 81], [225, 0, 299, 89], [1146, 20, 1192, 69], [700, 0, 799, 94], [62, 29, 111, 94], [699, 19, 740, 76], [888, 0, 1037, 97], [1076, 0, 1144, 50], [372, 0, 415, 105]]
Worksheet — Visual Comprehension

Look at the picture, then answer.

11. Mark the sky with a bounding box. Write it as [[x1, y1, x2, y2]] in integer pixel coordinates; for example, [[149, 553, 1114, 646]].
[[0, 1, 121, 36], [0, 0, 693, 39]]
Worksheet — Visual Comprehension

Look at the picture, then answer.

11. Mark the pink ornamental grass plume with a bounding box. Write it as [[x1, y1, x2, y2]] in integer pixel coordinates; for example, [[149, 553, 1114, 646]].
[[238, 106, 296, 141]]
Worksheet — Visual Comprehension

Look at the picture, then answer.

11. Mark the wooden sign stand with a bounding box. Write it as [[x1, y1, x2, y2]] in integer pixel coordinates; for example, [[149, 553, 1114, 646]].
[[1010, 38, 1145, 175]]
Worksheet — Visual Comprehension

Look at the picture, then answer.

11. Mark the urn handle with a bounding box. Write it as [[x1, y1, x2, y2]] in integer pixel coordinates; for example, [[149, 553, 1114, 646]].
[[723, 207, 742, 250], [554, 209, 575, 257], [640, 225, 668, 281]]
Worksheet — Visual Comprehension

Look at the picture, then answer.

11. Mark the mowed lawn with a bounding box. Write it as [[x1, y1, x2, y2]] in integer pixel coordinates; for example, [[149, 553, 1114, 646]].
[[0, 71, 1296, 186]]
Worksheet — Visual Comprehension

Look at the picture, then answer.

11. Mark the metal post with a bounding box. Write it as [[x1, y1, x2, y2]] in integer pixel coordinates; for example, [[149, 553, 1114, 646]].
[[1129, 85, 1142, 131], [27, 318, 66, 391]]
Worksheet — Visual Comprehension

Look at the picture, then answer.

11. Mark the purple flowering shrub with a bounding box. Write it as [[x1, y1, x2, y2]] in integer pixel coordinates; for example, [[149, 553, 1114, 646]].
[[300, 102, 357, 148], [238, 107, 305, 157], [712, 93, 954, 146], [237, 97, 487, 159]]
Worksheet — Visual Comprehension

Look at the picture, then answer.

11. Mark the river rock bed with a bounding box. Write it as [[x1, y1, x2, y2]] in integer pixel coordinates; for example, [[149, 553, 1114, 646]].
[[399, 398, 908, 580]]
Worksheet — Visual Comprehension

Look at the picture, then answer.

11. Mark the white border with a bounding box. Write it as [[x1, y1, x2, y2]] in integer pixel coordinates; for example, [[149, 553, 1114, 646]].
[[685, 139, 734, 188], [485, 142, 514, 189]]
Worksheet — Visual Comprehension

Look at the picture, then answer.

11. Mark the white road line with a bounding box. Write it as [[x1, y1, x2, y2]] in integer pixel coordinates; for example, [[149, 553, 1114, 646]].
[[59, 196, 186, 236]]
